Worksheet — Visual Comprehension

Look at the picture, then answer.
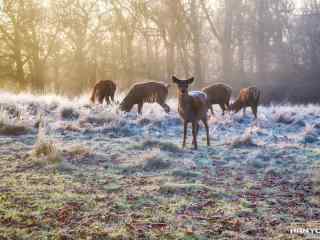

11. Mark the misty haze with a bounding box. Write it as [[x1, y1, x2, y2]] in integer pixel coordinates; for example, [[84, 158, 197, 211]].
[[0, 0, 318, 103]]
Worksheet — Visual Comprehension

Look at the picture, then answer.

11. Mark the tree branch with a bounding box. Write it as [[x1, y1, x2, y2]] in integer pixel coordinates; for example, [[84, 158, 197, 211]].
[[199, 0, 222, 44]]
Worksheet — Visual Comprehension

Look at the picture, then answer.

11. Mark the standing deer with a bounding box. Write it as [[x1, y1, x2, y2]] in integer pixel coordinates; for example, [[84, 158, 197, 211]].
[[120, 81, 170, 114], [202, 83, 232, 115], [229, 86, 261, 118], [172, 76, 210, 150], [90, 80, 116, 104]]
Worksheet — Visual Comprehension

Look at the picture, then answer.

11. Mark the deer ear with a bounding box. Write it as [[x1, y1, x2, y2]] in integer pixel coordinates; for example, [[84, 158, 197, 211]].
[[172, 76, 179, 83], [187, 77, 194, 84]]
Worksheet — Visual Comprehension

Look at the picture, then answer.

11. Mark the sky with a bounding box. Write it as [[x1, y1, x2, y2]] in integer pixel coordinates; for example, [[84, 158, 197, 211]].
[[295, 0, 302, 8]]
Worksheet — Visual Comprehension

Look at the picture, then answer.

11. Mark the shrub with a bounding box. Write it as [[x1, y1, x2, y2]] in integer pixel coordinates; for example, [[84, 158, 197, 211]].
[[143, 156, 171, 171], [60, 106, 79, 120]]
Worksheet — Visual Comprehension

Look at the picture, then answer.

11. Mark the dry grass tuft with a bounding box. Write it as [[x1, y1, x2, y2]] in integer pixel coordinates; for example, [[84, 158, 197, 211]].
[[137, 139, 182, 153], [143, 154, 171, 171], [0, 123, 29, 135], [64, 144, 92, 160], [229, 130, 257, 148], [0, 109, 29, 135], [159, 182, 210, 195], [273, 112, 295, 124], [31, 125, 63, 164]]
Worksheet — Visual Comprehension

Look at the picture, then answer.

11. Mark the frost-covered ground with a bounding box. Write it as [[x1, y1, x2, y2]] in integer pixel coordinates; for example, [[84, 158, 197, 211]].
[[0, 91, 320, 239]]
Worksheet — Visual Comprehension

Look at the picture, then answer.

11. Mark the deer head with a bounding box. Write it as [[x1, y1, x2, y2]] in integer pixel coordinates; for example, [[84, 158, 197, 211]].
[[119, 97, 133, 112], [172, 76, 194, 96], [229, 99, 242, 113]]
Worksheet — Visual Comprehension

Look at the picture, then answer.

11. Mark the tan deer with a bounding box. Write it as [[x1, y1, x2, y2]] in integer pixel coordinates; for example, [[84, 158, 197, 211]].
[[120, 81, 170, 114], [90, 80, 116, 104], [172, 76, 210, 150], [229, 86, 261, 118], [202, 83, 232, 115]]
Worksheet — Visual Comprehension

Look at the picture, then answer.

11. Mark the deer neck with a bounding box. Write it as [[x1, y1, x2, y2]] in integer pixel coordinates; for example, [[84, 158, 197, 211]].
[[178, 91, 189, 103], [177, 91, 191, 118], [232, 99, 243, 112]]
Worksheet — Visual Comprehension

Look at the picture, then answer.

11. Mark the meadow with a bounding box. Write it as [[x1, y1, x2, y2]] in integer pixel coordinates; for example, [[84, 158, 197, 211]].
[[0, 91, 320, 239]]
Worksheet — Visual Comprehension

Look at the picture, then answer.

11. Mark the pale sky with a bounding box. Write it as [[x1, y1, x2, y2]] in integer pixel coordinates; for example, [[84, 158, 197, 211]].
[[295, 0, 303, 8]]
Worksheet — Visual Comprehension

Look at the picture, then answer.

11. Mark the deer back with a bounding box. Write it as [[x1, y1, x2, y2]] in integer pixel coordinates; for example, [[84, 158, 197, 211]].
[[120, 81, 169, 111], [202, 83, 232, 104]]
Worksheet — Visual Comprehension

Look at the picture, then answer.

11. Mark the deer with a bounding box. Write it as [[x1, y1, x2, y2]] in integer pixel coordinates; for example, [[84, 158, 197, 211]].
[[172, 76, 210, 150], [90, 80, 116, 104], [202, 83, 232, 115], [120, 81, 170, 114], [229, 86, 261, 119]]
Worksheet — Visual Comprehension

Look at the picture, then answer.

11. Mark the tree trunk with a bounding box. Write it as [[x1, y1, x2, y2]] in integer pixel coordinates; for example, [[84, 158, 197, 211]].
[[53, 61, 61, 94], [165, 0, 177, 80], [13, 27, 26, 90], [166, 42, 175, 80], [29, 27, 45, 92], [236, 0, 245, 77], [125, 34, 134, 84], [256, 0, 267, 81], [153, 37, 161, 80], [144, 33, 154, 79], [14, 49, 25, 90], [178, 38, 190, 77], [191, 0, 202, 85], [32, 62, 45, 92], [222, 0, 234, 84]]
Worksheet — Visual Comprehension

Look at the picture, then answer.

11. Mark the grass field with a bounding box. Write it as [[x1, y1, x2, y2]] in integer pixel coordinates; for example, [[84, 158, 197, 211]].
[[0, 92, 320, 239]]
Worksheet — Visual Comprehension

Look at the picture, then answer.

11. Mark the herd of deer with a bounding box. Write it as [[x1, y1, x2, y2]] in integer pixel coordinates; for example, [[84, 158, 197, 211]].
[[90, 77, 261, 150]]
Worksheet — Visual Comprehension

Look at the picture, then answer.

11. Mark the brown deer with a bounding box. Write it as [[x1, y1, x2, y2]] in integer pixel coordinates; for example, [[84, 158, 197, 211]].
[[172, 76, 210, 150], [229, 86, 261, 118], [90, 80, 116, 104], [120, 81, 170, 114], [202, 83, 232, 115]]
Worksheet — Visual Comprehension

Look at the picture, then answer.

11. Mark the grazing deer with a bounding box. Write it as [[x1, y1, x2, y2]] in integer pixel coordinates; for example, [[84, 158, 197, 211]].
[[229, 86, 261, 118], [90, 80, 116, 104], [172, 76, 210, 150], [120, 81, 170, 114], [202, 83, 232, 115]]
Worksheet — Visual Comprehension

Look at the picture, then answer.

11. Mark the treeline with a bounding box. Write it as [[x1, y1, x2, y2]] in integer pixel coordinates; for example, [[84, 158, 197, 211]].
[[0, 0, 319, 102]]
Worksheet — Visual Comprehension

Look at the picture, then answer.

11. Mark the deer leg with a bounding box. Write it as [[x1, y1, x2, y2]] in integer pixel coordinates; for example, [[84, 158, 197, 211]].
[[98, 94, 104, 104], [252, 105, 258, 119], [127, 104, 134, 112], [192, 123, 199, 145], [243, 107, 246, 117], [226, 99, 230, 110], [224, 103, 228, 115], [219, 103, 226, 115], [183, 121, 188, 148], [105, 95, 111, 105], [202, 119, 210, 146], [111, 92, 115, 102], [138, 102, 143, 115], [192, 122, 198, 150], [210, 105, 214, 116], [196, 123, 199, 137]]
